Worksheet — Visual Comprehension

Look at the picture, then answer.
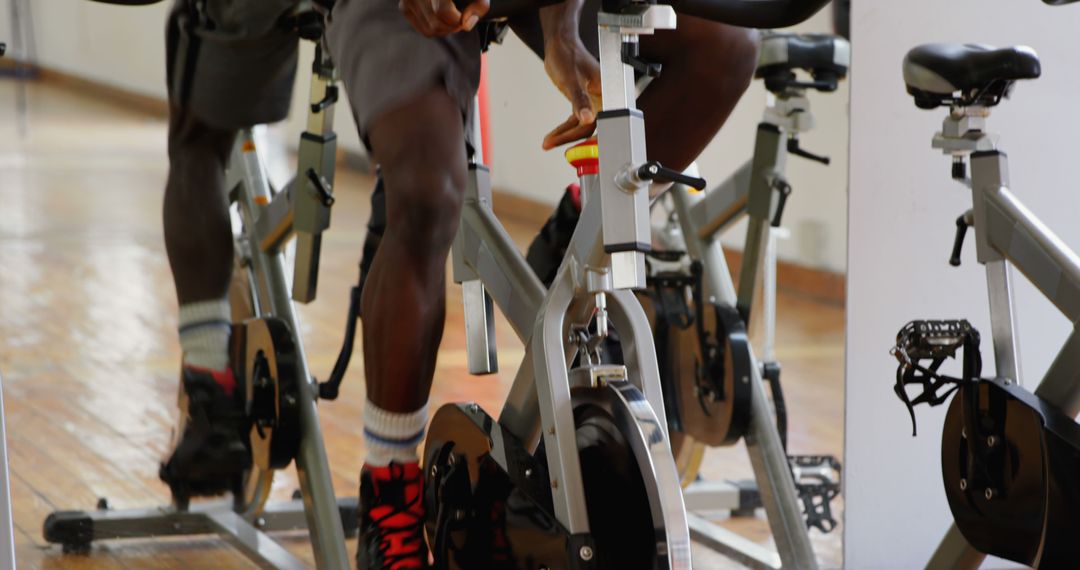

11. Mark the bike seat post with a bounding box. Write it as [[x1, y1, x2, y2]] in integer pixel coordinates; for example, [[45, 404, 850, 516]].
[[932, 105, 998, 173], [596, 5, 676, 291], [292, 39, 339, 303]]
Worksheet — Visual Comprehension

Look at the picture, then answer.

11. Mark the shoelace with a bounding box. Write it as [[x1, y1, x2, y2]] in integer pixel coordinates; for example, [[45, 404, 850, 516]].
[[371, 467, 427, 568]]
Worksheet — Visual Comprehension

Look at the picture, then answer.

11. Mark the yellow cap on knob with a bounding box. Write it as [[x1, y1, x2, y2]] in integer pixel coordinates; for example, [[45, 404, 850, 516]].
[[565, 138, 599, 176]]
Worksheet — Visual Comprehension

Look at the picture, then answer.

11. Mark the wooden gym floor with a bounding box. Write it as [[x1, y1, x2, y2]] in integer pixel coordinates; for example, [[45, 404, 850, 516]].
[[0, 79, 844, 569]]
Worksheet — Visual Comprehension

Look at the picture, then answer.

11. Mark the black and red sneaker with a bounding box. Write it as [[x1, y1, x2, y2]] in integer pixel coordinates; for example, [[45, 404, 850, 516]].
[[357, 462, 430, 570], [159, 365, 250, 505]]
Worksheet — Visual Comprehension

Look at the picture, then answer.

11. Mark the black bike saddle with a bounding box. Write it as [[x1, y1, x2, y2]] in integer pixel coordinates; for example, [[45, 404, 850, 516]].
[[903, 44, 1041, 108], [757, 33, 850, 92]]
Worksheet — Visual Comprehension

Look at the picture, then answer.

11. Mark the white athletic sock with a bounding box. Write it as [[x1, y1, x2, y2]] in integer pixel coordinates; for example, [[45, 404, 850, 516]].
[[364, 400, 428, 467], [178, 299, 232, 372]]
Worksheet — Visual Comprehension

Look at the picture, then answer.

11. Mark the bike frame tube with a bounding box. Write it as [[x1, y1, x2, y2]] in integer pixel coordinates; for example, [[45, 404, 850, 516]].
[[929, 145, 1080, 570], [663, 92, 817, 569], [233, 130, 350, 570], [450, 12, 690, 563], [670, 182, 818, 570]]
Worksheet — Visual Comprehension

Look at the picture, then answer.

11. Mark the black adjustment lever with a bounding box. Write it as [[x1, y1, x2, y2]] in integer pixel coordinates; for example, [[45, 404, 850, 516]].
[[311, 85, 339, 114], [621, 43, 662, 77], [306, 168, 335, 207], [637, 161, 707, 190], [770, 178, 793, 227], [788, 137, 830, 165], [950, 211, 972, 267]]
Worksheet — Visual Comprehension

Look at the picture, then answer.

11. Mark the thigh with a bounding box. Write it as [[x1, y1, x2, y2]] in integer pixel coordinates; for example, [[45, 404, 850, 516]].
[[167, 0, 299, 130], [639, 16, 753, 65]]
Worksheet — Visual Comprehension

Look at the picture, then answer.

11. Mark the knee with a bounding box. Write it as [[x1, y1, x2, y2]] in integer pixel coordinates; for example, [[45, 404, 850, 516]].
[[384, 166, 465, 256], [167, 112, 236, 173]]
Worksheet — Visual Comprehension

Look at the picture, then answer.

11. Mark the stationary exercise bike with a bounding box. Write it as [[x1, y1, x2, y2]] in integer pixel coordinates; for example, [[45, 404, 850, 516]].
[[890, 41, 1080, 569], [527, 30, 849, 565], [646, 29, 847, 526], [43, 3, 360, 568], [420, 0, 834, 568]]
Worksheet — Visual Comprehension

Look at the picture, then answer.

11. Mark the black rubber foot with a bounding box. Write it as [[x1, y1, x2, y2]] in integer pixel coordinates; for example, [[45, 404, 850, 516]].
[[43, 511, 93, 554]]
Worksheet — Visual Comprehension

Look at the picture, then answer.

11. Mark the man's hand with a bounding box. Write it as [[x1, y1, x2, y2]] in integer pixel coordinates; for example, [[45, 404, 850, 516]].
[[539, 0, 601, 150], [542, 38, 602, 150], [399, 0, 489, 37]]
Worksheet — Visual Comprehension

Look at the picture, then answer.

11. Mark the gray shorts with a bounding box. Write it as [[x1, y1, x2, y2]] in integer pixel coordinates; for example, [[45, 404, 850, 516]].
[[325, 0, 484, 146], [325, 0, 607, 147], [167, 0, 300, 130]]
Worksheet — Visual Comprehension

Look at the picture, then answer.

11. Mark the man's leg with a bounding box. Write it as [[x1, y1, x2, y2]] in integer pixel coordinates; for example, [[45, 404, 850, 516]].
[[158, 0, 297, 500], [363, 90, 467, 415], [158, 110, 251, 499], [639, 19, 759, 172], [163, 111, 235, 369], [356, 90, 469, 570]]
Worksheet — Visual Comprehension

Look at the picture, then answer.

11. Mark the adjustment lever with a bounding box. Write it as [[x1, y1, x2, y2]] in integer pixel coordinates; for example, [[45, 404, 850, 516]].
[[311, 85, 339, 114], [637, 161, 706, 190], [788, 138, 830, 165], [950, 210, 974, 267], [770, 178, 793, 228], [306, 168, 335, 207], [621, 44, 662, 77], [790, 78, 839, 92]]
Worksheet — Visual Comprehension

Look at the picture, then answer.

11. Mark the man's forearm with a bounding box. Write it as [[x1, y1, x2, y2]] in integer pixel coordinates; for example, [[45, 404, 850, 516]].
[[539, 0, 585, 44]]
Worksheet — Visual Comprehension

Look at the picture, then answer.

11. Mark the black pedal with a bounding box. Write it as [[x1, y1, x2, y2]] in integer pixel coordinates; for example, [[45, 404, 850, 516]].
[[891, 320, 982, 435], [790, 455, 841, 533]]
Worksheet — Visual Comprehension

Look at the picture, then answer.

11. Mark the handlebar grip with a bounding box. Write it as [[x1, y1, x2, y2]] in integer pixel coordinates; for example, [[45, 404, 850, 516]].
[[665, 0, 830, 28], [453, 0, 564, 21]]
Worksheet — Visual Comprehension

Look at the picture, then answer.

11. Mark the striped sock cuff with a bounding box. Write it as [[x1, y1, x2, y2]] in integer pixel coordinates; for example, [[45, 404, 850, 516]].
[[363, 400, 428, 467], [179, 299, 231, 371], [179, 299, 231, 331]]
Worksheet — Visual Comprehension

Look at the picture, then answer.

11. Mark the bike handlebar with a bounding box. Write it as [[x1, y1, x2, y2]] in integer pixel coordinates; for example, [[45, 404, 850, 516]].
[[464, 0, 831, 27]]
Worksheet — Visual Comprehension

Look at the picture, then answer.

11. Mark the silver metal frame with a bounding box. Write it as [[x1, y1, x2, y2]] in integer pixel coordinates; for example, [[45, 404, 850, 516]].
[[42, 21, 353, 569], [450, 7, 692, 567], [0, 371, 15, 570], [659, 80, 829, 569], [924, 107, 1080, 569]]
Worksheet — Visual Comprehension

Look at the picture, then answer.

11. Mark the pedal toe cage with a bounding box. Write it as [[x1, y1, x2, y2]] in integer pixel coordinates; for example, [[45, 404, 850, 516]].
[[790, 454, 842, 533], [891, 319, 983, 435]]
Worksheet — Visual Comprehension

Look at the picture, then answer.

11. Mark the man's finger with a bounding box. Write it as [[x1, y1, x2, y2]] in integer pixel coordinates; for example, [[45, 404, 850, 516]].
[[460, 0, 489, 31], [399, 0, 425, 34], [544, 122, 597, 149], [542, 114, 579, 146], [410, 0, 456, 36], [434, 0, 463, 28], [570, 85, 594, 126], [404, 0, 440, 36], [543, 115, 596, 150]]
